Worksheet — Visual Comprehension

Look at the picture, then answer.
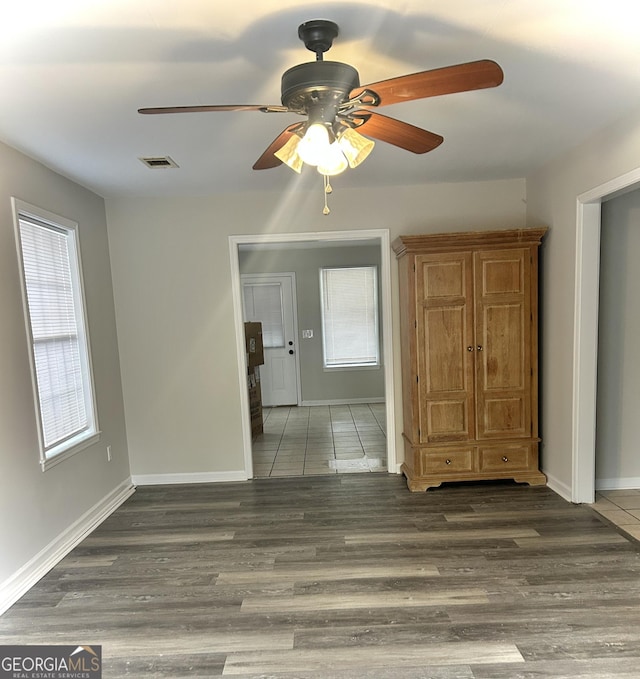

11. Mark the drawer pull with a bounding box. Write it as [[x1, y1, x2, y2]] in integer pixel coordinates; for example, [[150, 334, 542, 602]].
[[445, 459, 452, 465], [502, 456, 509, 463]]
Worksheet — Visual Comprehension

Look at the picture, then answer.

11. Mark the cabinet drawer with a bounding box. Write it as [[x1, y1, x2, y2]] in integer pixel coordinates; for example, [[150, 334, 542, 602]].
[[420, 449, 474, 475], [478, 445, 531, 472]]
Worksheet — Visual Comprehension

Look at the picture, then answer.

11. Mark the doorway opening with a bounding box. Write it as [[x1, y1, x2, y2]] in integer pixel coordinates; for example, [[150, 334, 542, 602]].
[[573, 166, 640, 503], [229, 229, 396, 480]]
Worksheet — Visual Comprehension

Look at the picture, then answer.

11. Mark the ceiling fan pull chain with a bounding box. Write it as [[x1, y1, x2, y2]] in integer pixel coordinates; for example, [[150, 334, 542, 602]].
[[323, 175, 332, 215]]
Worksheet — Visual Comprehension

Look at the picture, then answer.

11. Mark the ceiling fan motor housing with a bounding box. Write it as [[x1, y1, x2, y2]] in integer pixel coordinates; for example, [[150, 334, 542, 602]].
[[281, 61, 360, 118]]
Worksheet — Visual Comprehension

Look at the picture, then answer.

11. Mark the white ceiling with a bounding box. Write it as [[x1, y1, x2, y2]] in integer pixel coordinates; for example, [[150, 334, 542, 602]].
[[2, 1, 640, 198]]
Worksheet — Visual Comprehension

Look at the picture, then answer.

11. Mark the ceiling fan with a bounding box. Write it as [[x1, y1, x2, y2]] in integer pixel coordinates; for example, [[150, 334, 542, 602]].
[[139, 19, 503, 179]]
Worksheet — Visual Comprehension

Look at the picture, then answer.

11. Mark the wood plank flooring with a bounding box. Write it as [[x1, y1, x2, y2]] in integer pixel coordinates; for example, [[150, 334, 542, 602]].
[[2, 475, 640, 678]]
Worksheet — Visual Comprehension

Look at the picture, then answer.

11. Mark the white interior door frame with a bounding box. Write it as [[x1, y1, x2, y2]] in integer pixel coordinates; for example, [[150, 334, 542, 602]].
[[573, 166, 640, 503], [229, 229, 396, 480]]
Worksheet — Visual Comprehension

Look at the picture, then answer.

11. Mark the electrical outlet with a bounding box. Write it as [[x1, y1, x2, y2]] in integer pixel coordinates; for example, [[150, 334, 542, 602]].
[[106, 445, 112, 462]]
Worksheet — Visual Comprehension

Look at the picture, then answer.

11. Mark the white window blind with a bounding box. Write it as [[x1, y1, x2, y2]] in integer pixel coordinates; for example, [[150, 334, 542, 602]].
[[242, 283, 285, 348], [320, 266, 379, 368], [15, 204, 97, 465]]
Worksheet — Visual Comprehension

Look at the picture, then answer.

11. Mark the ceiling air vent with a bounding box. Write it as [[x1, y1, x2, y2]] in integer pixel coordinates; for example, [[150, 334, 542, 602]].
[[139, 156, 179, 169]]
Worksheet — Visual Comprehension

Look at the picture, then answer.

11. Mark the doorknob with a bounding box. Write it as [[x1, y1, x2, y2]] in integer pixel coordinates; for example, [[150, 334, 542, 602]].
[[288, 349, 294, 355], [288, 341, 293, 346]]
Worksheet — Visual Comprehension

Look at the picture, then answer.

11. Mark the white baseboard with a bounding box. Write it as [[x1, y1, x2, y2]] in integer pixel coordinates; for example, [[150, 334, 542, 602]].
[[596, 476, 640, 491], [131, 470, 248, 486], [544, 470, 573, 502], [0, 478, 135, 616], [300, 397, 385, 407]]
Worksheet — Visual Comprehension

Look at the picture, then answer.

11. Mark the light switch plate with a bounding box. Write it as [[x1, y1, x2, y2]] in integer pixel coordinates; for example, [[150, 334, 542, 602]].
[[302, 329, 313, 339]]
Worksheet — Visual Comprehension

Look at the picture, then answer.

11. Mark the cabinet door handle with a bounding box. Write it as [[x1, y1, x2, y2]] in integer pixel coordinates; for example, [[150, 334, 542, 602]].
[[477, 345, 483, 351], [445, 459, 452, 465], [502, 456, 509, 463], [467, 346, 474, 352]]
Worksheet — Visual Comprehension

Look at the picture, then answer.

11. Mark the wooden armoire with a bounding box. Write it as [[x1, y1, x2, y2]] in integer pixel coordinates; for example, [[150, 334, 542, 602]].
[[392, 227, 548, 492]]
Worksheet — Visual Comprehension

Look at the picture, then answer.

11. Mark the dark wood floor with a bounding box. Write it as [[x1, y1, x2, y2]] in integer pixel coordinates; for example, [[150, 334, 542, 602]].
[[2, 474, 640, 678]]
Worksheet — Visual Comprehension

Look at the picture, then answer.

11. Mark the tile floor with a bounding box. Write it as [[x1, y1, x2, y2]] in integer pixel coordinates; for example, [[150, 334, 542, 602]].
[[252, 403, 387, 478], [589, 489, 640, 541]]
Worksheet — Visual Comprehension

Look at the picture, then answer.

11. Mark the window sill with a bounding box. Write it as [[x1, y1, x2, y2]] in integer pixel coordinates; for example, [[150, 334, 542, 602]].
[[323, 364, 381, 372], [40, 431, 101, 472]]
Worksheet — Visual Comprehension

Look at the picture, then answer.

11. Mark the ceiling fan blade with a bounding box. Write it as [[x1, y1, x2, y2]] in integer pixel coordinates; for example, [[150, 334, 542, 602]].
[[348, 110, 443, 154], [138, 104, 289, 115], [351, 60, 503, 107], [253, 123, 305, 170]]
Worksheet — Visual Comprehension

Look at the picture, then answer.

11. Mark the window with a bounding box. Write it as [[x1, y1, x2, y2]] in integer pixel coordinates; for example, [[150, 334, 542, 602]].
[[13, 199, 98, 469], [320, 266, 379, 368]]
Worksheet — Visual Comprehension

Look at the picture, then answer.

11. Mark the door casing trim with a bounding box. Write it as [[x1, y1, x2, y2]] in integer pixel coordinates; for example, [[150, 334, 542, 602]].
[[229, 229, 396, 479], [572, 167, 640, 502]]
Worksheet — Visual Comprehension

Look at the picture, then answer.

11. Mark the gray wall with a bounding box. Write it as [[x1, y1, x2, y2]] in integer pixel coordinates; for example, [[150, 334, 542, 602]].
[[526, 105, 640, 498], [0, 141, 130, 596], [239, 244, 385, 403], [596, 189, 640, 486], [106, 179, 527, 478]]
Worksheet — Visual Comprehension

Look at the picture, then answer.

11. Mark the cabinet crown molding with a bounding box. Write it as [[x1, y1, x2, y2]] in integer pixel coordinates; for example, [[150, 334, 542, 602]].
[[392, 227, 548, 257]]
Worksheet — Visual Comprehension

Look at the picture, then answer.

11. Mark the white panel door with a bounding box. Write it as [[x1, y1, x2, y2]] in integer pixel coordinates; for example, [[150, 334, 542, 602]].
[[242, 273, 299, 406]]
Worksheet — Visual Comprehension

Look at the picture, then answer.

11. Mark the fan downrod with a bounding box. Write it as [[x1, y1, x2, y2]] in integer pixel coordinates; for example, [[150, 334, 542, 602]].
[[298, 20, 339, 60]]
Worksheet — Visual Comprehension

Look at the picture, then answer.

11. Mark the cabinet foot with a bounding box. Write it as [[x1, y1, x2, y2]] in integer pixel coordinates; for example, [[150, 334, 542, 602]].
[[401, 464, 443, 492], [513, 471, 547, 487]]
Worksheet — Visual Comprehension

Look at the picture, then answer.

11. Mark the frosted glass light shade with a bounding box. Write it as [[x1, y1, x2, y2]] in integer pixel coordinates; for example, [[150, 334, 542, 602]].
[[338, 127, 375, 168], [274, 135, 303, 173], [297, 123, 331, 166], [317, 141, 348, 176]]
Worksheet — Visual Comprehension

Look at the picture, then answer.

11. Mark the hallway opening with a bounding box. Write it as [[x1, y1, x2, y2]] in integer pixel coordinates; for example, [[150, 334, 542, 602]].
[[253, 403, 386, 477]]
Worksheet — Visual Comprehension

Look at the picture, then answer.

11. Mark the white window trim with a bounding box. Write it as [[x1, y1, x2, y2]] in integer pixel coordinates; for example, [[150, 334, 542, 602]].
[[322, 364, 382, 373], [12, 198, 100, 471]]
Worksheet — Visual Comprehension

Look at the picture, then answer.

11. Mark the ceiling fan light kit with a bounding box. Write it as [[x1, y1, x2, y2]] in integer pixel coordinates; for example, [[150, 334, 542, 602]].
[[138, 19, 504, 213], [275, 122, 374, 177]]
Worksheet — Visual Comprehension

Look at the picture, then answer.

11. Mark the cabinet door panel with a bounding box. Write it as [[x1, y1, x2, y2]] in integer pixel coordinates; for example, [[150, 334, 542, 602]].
[[475, 249, 531, 439], [416, 254, 474, 443], [424, 306, 467, 392], [426, 399, 469, 437], [421, 258, 466, 298], [482, 304, 524, 389], [484, 397, 526, 434]]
